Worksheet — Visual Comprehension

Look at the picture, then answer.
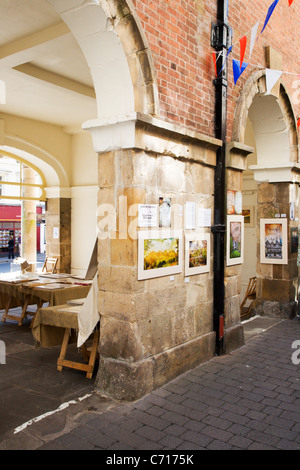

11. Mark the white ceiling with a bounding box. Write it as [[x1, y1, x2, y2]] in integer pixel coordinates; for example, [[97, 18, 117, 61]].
[[0, 0, 97, 129]]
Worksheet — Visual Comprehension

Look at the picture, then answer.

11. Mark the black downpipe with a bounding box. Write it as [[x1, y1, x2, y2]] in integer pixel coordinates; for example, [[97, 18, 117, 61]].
[[211, 0, 230, 355]]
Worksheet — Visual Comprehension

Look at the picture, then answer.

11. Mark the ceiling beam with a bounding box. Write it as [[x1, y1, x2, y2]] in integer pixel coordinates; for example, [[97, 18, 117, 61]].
[[13, 63, 96, 98], [0, 22, 70, 60]]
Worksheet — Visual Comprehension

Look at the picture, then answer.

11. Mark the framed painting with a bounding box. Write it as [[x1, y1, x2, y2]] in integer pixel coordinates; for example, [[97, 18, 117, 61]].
[[260, 218, 288, 265], [242, 206, 255, 228], [185, 232, 210, 276], [226, 215, 244, 266], [138, 230, 183, 280]]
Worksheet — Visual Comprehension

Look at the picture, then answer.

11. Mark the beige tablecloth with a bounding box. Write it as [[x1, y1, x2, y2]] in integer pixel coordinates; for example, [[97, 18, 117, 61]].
[[32, 304, 80, 347]]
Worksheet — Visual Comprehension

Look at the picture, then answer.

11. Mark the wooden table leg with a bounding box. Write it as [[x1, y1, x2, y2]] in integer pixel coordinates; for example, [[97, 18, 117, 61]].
[[1, 295, 12, 323], [86, 328, 100, 379], [57, 328, 71, 372]]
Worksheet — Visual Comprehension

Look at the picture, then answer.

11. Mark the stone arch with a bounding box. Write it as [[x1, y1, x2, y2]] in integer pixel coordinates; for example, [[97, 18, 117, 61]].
[[47, 0, 159, 120], [232, 70, 299, 167]]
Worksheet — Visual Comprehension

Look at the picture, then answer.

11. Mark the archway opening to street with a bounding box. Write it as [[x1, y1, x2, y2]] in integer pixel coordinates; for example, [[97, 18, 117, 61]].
[[240, 89, 295, 317]]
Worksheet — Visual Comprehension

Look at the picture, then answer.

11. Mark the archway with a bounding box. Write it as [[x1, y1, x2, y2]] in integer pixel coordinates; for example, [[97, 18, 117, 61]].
[[234, 72, 300, 318]]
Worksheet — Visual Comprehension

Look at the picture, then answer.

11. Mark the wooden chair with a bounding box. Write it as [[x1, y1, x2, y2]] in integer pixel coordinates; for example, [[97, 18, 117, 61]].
[[42, 257, 58, 274], [240, 276, 256, 317]]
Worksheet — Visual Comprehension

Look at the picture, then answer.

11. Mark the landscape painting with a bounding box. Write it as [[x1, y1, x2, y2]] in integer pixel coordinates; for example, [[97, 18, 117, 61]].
[[185, 233, 210, 276], [138, 230, 183, 280]]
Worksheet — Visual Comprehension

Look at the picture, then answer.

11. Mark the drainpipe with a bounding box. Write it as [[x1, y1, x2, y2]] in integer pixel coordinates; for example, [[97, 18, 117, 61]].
[[211, 0, 231, 355]]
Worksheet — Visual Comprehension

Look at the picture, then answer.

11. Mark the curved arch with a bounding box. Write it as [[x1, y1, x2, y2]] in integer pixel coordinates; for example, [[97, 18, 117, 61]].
[[232, 70, 298, 166], [1, 139, 67, 188], [47, 0, 159, 120], [0, 149, 46, 201]]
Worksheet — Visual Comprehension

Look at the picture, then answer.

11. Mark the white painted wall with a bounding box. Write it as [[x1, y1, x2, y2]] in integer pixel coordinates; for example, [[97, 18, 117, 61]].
[[70, 131, 98, 276]]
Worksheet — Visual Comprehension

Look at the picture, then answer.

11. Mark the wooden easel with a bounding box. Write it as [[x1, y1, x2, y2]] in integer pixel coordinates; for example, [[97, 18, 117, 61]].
[[240, 276, 256, 318], [57, 325, 100, 379]]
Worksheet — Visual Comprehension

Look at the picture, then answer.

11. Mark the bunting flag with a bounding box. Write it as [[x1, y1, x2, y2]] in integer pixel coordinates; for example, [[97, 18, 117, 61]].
[[288, 0, 294, 5], [212, 52, 218, 77], [260, 0, 279, 34], [232, 59, 248, 85], [249, 21, 259, 59], [239, 36, 247, 68], [265, 68, 282, 93]]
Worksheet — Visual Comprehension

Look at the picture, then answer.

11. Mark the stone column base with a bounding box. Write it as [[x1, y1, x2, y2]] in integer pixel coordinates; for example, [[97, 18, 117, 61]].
[[253, 300, 297, 319], [96, 332, 215, 401]]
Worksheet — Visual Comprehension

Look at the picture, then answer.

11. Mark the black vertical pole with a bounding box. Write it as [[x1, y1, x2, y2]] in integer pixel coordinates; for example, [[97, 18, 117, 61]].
[[211, 0, 230, 355]]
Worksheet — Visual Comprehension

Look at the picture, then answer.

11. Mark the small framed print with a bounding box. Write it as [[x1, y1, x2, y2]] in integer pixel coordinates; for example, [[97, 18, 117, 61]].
[[291, 227, 298, 254], [138, 230, 183, 280], [242, 206, 255, 228], [226, 215, 244, 266], [185, 232, 210, 276], [260, 218, 288, 265]]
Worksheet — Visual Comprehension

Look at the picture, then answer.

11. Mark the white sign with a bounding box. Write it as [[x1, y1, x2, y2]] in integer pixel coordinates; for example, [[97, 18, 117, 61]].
[[53, 227, 59, 239], [138, 204, 158, 227], [185, 202, 196, 230], [198, 208, 212, 227]]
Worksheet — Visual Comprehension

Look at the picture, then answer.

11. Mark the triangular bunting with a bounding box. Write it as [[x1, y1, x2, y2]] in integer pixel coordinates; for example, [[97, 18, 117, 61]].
[[265, 68, 282, 94], [232, 59, 248, 85], [261, 0, 279, 34], [212, 52, 218, 77], [239, 36, 247, 68], [288, 0, 294, 5], [249, 21, 259, 59]]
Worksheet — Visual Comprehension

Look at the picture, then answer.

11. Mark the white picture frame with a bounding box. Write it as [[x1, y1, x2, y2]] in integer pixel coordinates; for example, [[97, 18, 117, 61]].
[[138, 230, 183, 280], [185, 232, 210, 276], [226, 215, 244, 266], [260, 218, 288, 265]]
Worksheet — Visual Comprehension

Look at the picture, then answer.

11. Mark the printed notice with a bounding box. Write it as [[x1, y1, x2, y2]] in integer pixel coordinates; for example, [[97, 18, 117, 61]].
[[138, 204, 158, 227], [185, 202, 196, 230], [198, 208, 212, 227]]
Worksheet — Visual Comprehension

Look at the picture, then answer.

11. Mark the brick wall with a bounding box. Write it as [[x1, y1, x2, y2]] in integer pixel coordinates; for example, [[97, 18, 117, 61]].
[[131, 0, 300, 143]]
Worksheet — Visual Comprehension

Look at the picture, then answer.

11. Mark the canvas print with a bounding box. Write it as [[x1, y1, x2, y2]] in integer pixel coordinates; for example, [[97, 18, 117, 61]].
[[138, 230, 183, 280], [185, 233, 210, 276], [260, 218, 287, 265], [226, 215, 244, 266]]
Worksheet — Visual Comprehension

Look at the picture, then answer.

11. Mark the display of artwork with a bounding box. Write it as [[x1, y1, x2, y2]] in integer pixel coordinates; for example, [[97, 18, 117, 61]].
[[138, 230, 183, 280], [260, 218, 288, 265], [185, 233, 210, 276], [226, 215, 244, 266]]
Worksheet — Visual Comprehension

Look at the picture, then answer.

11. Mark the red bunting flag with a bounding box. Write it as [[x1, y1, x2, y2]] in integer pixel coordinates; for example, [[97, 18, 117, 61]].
[[239, 36, 247, 68], [288, 0, 294, 5], [212, 52, 218, 77]]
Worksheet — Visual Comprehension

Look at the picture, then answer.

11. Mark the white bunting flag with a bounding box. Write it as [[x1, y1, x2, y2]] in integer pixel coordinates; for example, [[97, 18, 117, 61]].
[[265, 68, 282, 94], [249, 21, 259, 59]]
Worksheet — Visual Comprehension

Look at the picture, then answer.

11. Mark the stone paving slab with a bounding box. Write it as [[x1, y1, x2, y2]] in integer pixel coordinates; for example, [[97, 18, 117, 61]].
[[1, 316, 300, 451]]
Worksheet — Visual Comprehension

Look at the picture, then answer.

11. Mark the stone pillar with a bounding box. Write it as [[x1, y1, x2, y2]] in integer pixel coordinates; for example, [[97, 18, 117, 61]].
[[45, 196, 71, 273], [224, 142, 254, 352], [21, 166, 37, 263], [255, 181, 298, 318], [86, 114, 222, 400]]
